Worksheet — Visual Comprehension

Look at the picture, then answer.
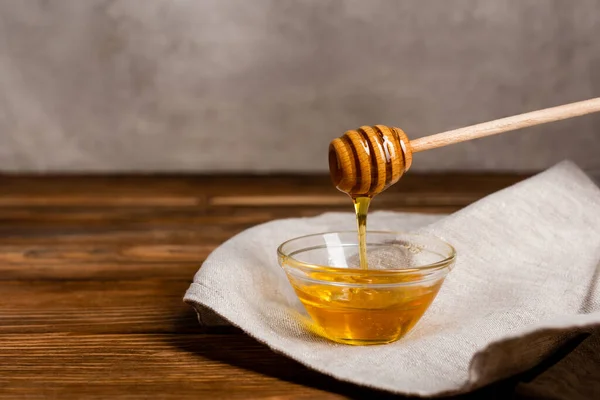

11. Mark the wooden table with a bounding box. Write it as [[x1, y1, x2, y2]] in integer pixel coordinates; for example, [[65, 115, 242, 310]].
[[1, 173, 558, 399]]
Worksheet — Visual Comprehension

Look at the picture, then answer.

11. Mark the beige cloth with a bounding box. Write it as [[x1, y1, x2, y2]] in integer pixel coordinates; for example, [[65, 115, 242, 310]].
[[184, 161, 600, 397]]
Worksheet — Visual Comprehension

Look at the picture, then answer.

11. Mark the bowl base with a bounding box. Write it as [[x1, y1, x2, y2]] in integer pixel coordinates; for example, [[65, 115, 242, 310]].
[[328, 336, 403, 346]]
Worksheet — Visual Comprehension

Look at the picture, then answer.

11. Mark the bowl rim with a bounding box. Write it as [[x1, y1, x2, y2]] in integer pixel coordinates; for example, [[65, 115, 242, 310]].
[[277, 230, 456, 275]]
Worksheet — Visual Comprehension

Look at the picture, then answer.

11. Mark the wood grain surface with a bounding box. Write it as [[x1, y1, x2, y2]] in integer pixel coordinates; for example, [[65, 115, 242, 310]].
[[0, 173, 535, 399]]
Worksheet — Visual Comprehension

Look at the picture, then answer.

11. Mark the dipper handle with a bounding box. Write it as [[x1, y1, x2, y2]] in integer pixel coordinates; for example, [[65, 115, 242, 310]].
[[411, 97, 600, 153], [329, 97, 600, 197]]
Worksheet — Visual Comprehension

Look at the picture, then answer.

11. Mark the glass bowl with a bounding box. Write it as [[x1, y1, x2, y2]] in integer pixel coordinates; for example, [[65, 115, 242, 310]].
[[277, 231, 456, 345]]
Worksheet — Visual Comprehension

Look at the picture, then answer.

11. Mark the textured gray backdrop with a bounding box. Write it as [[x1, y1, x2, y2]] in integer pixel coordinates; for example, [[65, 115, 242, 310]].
[[0, 0, 599, 173]]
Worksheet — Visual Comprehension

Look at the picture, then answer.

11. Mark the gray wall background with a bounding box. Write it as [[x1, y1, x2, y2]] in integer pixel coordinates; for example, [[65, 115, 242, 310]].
[[0, 0, 599, 174]]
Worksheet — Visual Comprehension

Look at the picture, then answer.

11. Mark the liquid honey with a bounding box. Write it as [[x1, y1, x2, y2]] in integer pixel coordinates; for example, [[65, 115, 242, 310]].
[[287, 271, 442, 345], [353, 196, 371, 269]]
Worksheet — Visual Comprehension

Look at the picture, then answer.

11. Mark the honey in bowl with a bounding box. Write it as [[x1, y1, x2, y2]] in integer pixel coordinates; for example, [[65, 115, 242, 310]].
[[291, 273, 444, 345], [277, 232, 455, 345]]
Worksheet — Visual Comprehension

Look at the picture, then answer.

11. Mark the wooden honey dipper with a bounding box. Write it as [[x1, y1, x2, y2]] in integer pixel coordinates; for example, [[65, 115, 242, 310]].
[[329, 97, 600, 197]]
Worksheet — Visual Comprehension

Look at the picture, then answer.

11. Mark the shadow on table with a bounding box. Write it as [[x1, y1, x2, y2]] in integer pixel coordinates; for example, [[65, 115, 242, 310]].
[[172, 308, 521, 400]]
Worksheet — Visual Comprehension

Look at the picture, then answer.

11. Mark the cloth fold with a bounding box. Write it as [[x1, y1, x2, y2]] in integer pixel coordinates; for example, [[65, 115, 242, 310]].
[[184, 161, 600, 397]]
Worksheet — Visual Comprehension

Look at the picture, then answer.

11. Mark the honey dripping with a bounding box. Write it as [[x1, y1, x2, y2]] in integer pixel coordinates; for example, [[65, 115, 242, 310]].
[[328, 125, 413, 269]]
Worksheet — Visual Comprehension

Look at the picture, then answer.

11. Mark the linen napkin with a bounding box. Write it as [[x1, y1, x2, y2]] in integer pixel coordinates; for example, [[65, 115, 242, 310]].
[[184, 161, 600, 397]]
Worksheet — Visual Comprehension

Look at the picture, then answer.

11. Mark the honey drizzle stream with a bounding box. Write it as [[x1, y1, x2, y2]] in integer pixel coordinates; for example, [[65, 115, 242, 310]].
[[353, 196, 371, 269], [329, 127, 411, 271]]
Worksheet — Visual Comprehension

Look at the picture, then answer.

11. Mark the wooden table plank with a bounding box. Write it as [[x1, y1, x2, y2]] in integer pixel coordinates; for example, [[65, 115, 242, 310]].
[[0, 244, 212, 264], [0, 280, 199, 334], [0, 173, 524, 194], [0, 334, 347, 399], [0, 334, 516, 400], [0, 226, 242, 246], [0, 261, 201, 281]]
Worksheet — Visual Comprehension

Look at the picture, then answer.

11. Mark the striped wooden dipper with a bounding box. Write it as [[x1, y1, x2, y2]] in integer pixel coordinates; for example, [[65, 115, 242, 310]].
[[329, 97, 600, 198], [328, 125, 412, 198]]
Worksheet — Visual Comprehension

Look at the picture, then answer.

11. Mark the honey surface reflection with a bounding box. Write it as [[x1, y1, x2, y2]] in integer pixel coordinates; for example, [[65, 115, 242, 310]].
[[288, 272, 443, 345]]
